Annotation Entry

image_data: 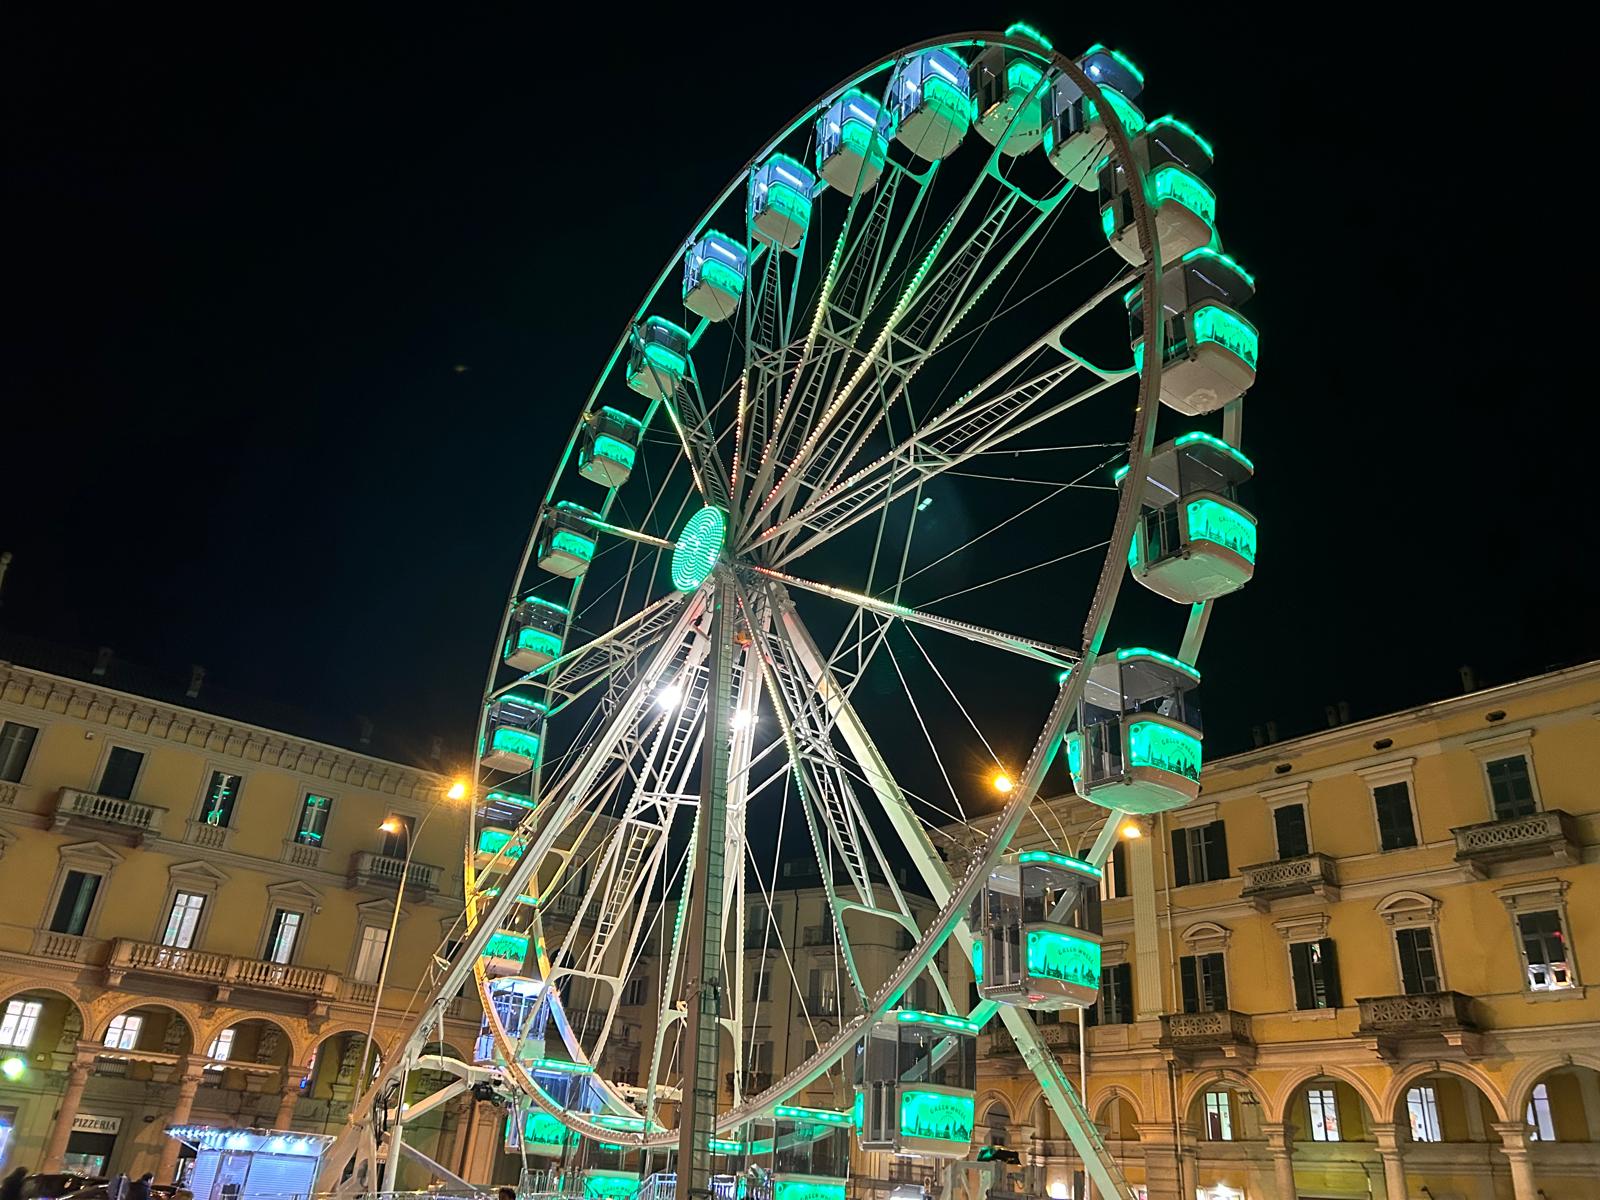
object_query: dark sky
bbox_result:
[4,6,1593,768]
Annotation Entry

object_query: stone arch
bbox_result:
[0,979,89,1016]
[1267,1063,1383,1126]
[0,984,87,1056]
[1011,1080,1045,1123]
[974,1087,1013,1119]
[1384,1060,1510,1124]
[1090,1084,1145,1126]
[1375,890,1440,920]
[190,1012,302,1066]
[1506,1051,1600,1120]
[1179,1066,1262,1118]
[90,997,202,1051]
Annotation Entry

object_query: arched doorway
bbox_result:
[0,988,87,1171]
[1521,1064,1600,1188]
[1188,1081,1263,1144]
[299,1030,379,1134]
[189,1018,297,1130]
[1390,1070,1508,1198]
[1284,1074,1376,1197]
[982,1100,1010,1147]
[80,1003,195,1177]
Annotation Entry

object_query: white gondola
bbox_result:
[578,407,644,487]
[1042,45,1145,187]
[503,596,568,671]
[856,1011,978,1159]
[1065,648,1203,814]
[748,154,815,250]
[889,49,972,161]
[1127,247,1258,415]
[682,231,748,322]
[480,687,547,773]
[1099,116,1217,267]
[970,23,1053,155]
[536,501,600,578]
[1120,431,1257,604]
[976,850,1104,1011]
[816,90,895,195]
[625,317,690,402]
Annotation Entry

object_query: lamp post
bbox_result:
[355,780,467,1097]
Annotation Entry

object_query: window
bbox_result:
[354,926,389,983]
[1306,1087,1340,1142]
[1517,910,1575,991]
[1289,939,1343,1010]
[162,891,207,949]
[0,1000,43,1049]
[1406,1085,1441,1142]
[1171,821,1229,885]
[50,870,102,936]
[266,910,302,964]
[104,1014,143,1051]
[206,1028,235,1062]
[1486,755,1537,820]
[0,1106,15,1170]
[1273,803,1310,859]
[0,722,40,783]
[296,793,332,845]
[621,977,647,1007]
[1179,953,1228,1013]
[1099,842,1130,901]
[1373,782,1417,850]
[380,814,414,859]
[97,747,145,800]
[1396,927,1441,994]
[752,972,771,1002]
[1202,1091,1233,1140]
[1095,962,1133,1025]
[1526,1082,1554,1141]
[201,770,242,827]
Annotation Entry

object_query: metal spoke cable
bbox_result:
[923,537,1112,607]
[879,631,968,825]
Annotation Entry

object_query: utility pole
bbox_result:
[677,573,732,1200]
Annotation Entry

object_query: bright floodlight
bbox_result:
[446,780,468,801]
[1,1057,24,1081]
[730,709,753,731]
[1121,821,1143,839]
[992,773,1014,794]
[658,683,684,710]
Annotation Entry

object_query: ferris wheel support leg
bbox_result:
[778,597,1137,1200]
[677,573,735,1200]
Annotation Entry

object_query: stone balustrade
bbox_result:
[1452,809,1578,871]
[1239,852,1339,903]
[54,787,167,837]
[348,850,442,894]
[106,938,339,1002]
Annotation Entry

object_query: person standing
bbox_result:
[126,1173,155,1200]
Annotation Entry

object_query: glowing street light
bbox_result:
[447,779,468,801]
[657,683,684,710]
[1,1056,25,1081]
[1121,821,1143,839]
[730,708,753,731]
[991,773,1014,794]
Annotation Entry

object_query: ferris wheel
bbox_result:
[327,25,1261,1200]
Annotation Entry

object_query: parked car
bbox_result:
[20,1176,105,1200]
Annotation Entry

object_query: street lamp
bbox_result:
[991,772,1014,794]
[355,779,469,1095]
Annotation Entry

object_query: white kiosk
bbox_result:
[166,1126,335,1200]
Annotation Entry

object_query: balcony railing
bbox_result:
[107,938,339,1001]
[1158,1009,1253,1056]
[1358,991,1477,1035]
[32,930,102,964]
[802,924,832,946]
[1239,853,1339,903]
[53,788,166,837]
[725,1070,773,1093]
[1451,810,1579,872]
[348,851,442,894]
[986,1021,1081,1057]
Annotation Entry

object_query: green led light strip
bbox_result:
[1018,849,1103,878]
[671,505,727,592]
[1116,646,1201,680]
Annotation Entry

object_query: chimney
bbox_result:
[93,646,113,677]
[1324,704,1339,728]
[186,665,206,699]
[1337,700,1350,725]
[429,736,444,766]
[1251,725,1265,748]
[0,550,12,608]
[1266,720,1278,743]
[1459,664,1477,694]
[358,717,374,747]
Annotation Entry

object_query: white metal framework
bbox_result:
[318,28,1258,1200]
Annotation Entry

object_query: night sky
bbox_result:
[4,7,1592,774]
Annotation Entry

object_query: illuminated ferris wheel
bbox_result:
[328,24,1260,1200]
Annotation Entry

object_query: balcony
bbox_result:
[725,1070,773,1094]
[1239,853,1340,906]
[802,924,832,946]
[53,788,167,841]
[106,938,340,1014]
[1357,991,1481,1060]
[985,1021,1081,1059]
[348,850,442,896]
[1158,1009,1254,1063]
[1451,810,1579,876]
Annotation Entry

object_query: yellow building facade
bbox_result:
[966,660,1600,1200]
[0,657,497,1183]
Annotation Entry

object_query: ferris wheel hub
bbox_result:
[671,504,730,592]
